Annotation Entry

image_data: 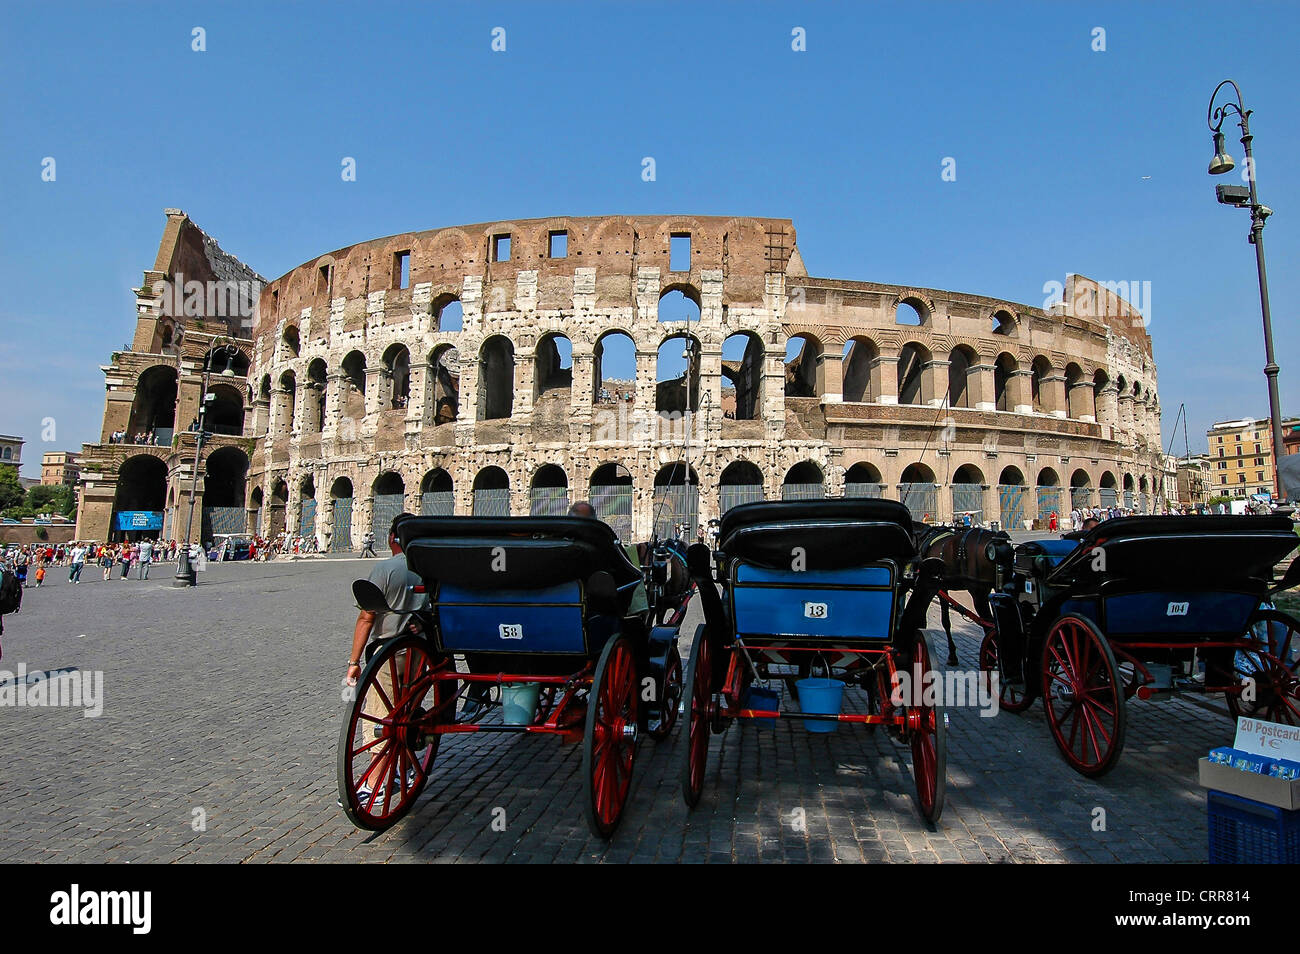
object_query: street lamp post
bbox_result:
[173,340,240,587]
[1207,79,1286,502]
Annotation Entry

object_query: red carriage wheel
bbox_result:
[680,626,714,808]
[583,635,641,838]
[1040,615,1126,777]
[1224,609,1300,725]
[908,630,946,824]
[978,631,1034,714]
[337,634,447,831]
[647,643,683,741]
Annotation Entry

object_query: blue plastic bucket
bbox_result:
[743,686,780,729]
[501,682,540,725]
[796,678,844,733]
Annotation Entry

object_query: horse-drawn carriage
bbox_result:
[680,499,949,823]
[337,514,693,837]
[980,515,1300,776]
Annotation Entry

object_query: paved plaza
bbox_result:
[0,554,1227,863]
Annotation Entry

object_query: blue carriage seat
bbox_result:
[396,515,643,656]
[1043,515,1299,587]
[717,499,917,642]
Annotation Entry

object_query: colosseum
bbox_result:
[75,210,1164,548]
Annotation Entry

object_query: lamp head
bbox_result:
[1208,131,1235,175]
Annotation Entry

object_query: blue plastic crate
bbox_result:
[1207,790,1300,864]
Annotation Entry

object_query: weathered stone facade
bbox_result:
[78,211,1165,546]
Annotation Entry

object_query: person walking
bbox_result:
[137,538,154,580]
[118,543,133,580]
[67,542,87,584]
[361,529,377,558]
[15,549,29,589]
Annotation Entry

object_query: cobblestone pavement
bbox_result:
[0,555,1227,863]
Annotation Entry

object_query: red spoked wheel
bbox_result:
[583,635,640,838]
[680,625,714,808]
[1225,609,1300,725]
[647,644,683,741]
[1041,615,1126,777]
[978,630,1034,714]
[907,630,947,824]
[337,634,448,830]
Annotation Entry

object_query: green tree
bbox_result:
[26,483,74,516]
[0,467,25,512]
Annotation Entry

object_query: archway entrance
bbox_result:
[330,477,354,552]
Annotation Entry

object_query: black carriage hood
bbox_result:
[1045,514,1299,586]
[393,514,642,591]
[717,498,917,570]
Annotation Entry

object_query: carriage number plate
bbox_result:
[499,624,524,640]
[1166,602,1189,617]
[804,601,829,619]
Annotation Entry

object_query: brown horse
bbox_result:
[913,524,1013,665]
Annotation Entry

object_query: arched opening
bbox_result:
[845,461,884,498]
[277,371,296,436]
[268,478,288,538]
[128,365,178,443]
[997,465,1028,528]
[533,333,572,407]
[259,374,272,403]
[658,287,701,324]
[947,345,976,409]
[426,345,460,425]
[782,461,825,500]
[994,353,1017,412]
[951,463,985,523]
[1036,467,1062,523]
[652,463,699,538]
[420,468,454,516]
[112,454,167,540]
[382,344,411,410]
[433,295,463,333]
[283,324,300,357]
[721,332,764,420]
[719,460,764,512]
[249,486,264,536]
[593,331,636,407]
[372,471,406,538]
[305,359,328,433]
[991,309,1016,336]
[896,300,925,326]
[1123,473,1136,511]
[1064,363,1086,418]
[1137,475,1150,514]
[1099,471,1119,510]
[529,463,569,516]
[329,476,354,552]
[477,336,515,421]
[202,446,249,542]
[897,342,932,406]
[589,462,634,539]
[299,476,317,540]
[1070,469,1093,512]
[899,463,937,518]
[341,351,367,422]
[656,334,701,416]
[160,323,174,351]
[1030,356,1052,414]
[842,337,879,403]
[472,466,511,516]
[784,334,824,398]
[206,383,245,437]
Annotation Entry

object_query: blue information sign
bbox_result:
[113,511,163,531]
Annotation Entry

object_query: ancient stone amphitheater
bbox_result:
[76,211,1164,548]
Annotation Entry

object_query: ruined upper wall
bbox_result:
[254,215,796,339]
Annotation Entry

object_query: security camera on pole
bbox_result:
[173,338,241,587]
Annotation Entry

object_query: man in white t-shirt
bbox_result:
[68,544,88,584]
[137,539,154,579]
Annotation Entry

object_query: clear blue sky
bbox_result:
[3,0,1298,477]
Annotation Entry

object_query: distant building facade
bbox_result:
[0,435,23,472]
[41,451,81,486]
[1207,418,1277,498]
